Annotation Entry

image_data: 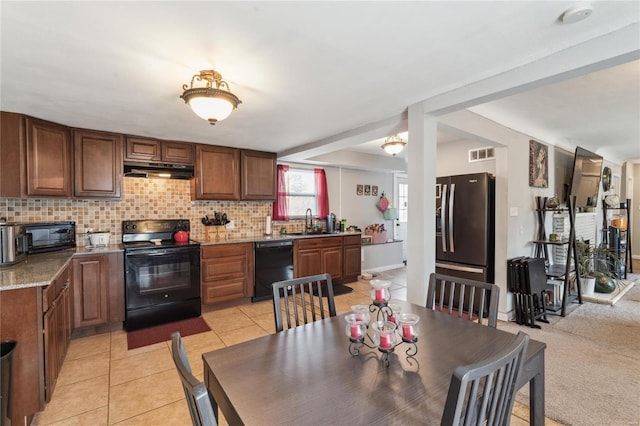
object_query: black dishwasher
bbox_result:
[253,240,294,302]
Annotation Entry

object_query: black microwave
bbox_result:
[23,221,76,253]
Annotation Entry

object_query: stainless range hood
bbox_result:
[123,162,194,180]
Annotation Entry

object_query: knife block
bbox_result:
[205,225,227,241]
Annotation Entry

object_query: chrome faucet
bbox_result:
[305,208,313,233]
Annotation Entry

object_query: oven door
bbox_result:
[125,246,200,310]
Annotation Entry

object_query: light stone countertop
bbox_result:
[198,231,361,246]
[1,232,363,290]
[0,245,123,291]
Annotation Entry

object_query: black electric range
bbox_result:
[121,219,201,331]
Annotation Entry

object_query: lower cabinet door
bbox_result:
[43,299,59,402]
[322,247,343,280]
[296,249,323,277]
[73,255,108,328]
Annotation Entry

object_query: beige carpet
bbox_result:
[499,273,640,425]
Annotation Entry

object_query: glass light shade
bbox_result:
[350,305,371,325]
[382,142,405,156]
[381,134,407,156]
[397,313,419,342]
[386,301,401,324]
[188,96,235,122]
[345,314,366,341]
[371,321,397,350]
[370,279,392,305]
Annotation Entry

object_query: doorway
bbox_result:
[394,173,408,262]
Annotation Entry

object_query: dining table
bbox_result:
[202,301,546,425]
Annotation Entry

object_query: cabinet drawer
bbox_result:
[202,256,248,281]
[201,243,251,260]
[296,236,342,250]
[343,235,362,246]
[202,280,245,304]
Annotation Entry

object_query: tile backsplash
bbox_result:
[0,178,289,244]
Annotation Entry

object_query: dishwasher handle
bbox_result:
[255,240,293,249]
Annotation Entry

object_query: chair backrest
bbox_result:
[272,273,337,332]
[441,331,530,426]
[426,273,500,328]
[170,332,217,426]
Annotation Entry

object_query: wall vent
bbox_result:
[468,147,495,163]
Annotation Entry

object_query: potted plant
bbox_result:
[575,240,620,295]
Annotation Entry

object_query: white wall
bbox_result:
[436,140,496,176]
[325,167,395,232]
[439,110,558,319]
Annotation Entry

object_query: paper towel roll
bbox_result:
[265,215,272,235]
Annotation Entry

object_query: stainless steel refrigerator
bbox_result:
[436,172,495,283]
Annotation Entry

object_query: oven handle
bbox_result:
[125,247,200,257]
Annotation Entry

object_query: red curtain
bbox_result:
[272,164,289,221]
[315,168,329,218]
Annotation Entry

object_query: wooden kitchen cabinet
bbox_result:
[343,234,362,283]
[201,243,254,304]
[43,264,72,402]
[0,260,73,424]
[0,287,44,425]
[295,236,343,281]
[192,145,240,200]
[72,253,124,329]
[125,136,194,165]
[241,149,276,200]
[25,116,73,197]
[73,129,123,199]
[0,111,27,197]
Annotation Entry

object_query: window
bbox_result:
[273,166,329,221]
[287,168,317,217]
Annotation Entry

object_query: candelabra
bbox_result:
[345,280,419,367]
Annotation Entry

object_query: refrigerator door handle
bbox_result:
[441,184,448,252]
[449,183,455,252]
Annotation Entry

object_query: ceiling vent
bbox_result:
[468,147,495,163]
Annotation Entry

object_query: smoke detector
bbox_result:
[561,5,593,24]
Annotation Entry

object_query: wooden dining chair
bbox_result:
[170,332,218,426]
[441,331,530,426]
[272,273,337,332]
[426,273,500,328]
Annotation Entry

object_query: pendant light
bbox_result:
[180,69,242,125]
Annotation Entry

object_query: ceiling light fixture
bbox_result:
[381,134,407,156]
[180,69,242,125]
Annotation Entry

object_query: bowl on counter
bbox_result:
[88,232,110,247]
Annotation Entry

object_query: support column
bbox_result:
[406,103,437,305]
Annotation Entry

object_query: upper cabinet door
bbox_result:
[25,117,72,197]
[241,150,276,201]
[125,136,161,162]
[125,136,194,165]
[73,129,123,199]
[0,112,26,198]
[162,141,194,165]
[193,145,240,200]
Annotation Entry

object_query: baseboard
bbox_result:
[362,263,406,274]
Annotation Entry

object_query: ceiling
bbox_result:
[2,2,639,168]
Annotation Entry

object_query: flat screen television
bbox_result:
[568,146,603,209]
